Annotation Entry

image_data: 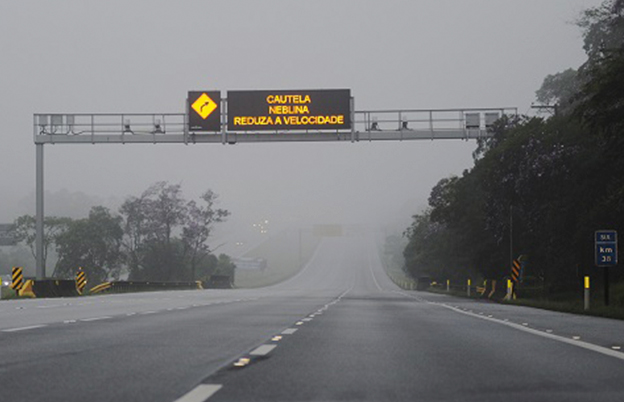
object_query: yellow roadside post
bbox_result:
[467,279,471,297]
[584,276,590,311]
[446,279,450,292]
[505,279,513,300]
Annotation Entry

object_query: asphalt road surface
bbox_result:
[2,233,624,402]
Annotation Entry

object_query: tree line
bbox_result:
[403,0,624,294]
[11,182,233,285]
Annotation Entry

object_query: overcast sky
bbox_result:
[0,0,603,246]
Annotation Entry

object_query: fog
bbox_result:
[0,0,601,255]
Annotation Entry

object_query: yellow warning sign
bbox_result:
[191,93,218,119]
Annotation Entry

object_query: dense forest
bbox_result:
[403,0,624,295]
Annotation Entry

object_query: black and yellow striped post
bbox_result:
[511,260,521,283]
[75,268,87,295]
[11,267,24,292]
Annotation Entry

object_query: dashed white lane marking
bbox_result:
[80,316,112,322]
[250,344,277,356]
[36,305,60,309]
[281,328,298,335]
[2,324,47,332]
[174,384,222,402]
[140,311,158,315]
[302,318,313,322]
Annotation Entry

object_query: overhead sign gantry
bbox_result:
[32,88,516,279]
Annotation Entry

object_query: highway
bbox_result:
[2,233,624,401]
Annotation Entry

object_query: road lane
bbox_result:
[2,233,624,401]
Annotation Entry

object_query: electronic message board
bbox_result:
[188,91,221,132]
[227,89,351,131]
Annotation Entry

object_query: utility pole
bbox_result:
[509,205,513,280]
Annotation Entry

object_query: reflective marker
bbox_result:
[233,358,250,367]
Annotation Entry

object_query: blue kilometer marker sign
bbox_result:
[595,230,618,267]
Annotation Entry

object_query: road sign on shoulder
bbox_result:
[595,230,618,266]
[188,91,221,132]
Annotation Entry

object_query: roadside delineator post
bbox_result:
[75,268,87,295]
[446,279,450,292]
[584,276,590,311]
[467,279,471,297]
[505,279,513,300]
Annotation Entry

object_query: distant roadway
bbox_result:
[2,233,624,401]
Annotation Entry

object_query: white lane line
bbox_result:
[302,318,313,322]
[80,316,112,322]
[140,311,158,315]
[367,249,383,292]
[250,344,277,356]
[396,291,624,362]
[36,305,61,309]
[2,324,47,332]
[174,384,222,402]
[281,328,298,335]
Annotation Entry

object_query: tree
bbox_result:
[575,0,624,133]
[182,190,230,280]
[12,215,71,273]
[535,68,580,114]
[54,206,124,283]
[119,182,229,281]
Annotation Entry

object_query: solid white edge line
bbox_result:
[250,344,277,356]
[2,324,47,332]
[174,384,222,402]
[445,304,624,361]
[397,291,624,362]
[367,247,383,292]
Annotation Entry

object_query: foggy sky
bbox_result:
[0,0,602,246]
